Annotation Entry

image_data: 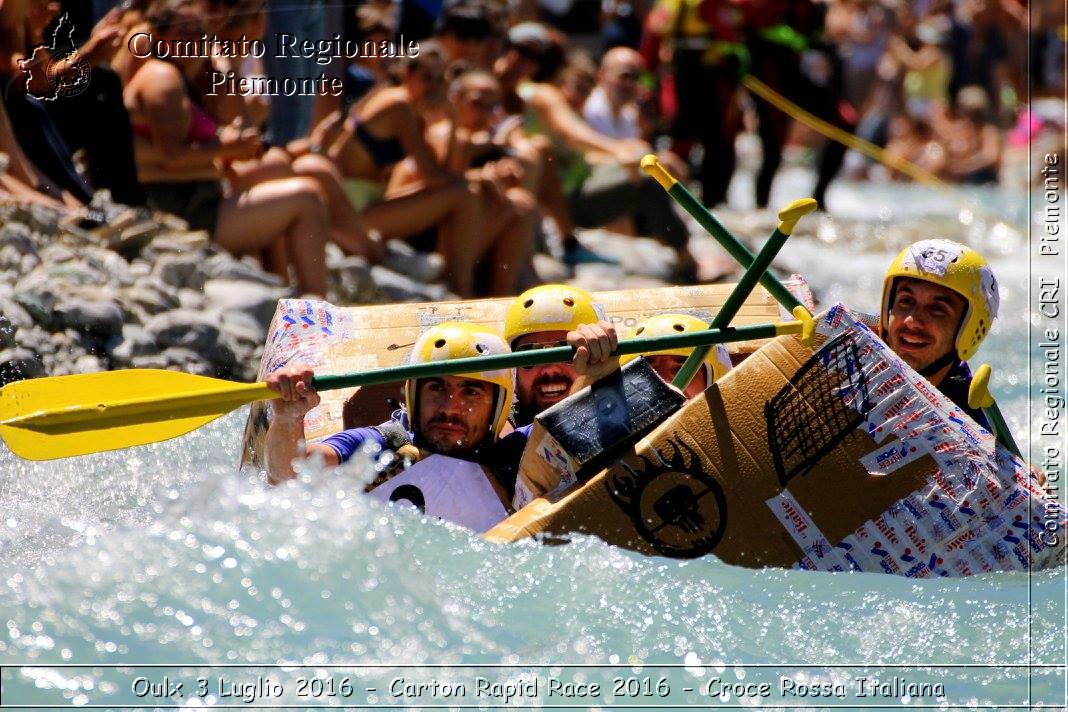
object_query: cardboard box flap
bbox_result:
[487,304,1067,577]
[241,280,813,467]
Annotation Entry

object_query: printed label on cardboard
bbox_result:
[860,438,925,475]
[767,490,849,571]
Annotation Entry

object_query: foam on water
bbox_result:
[1,179,1064,709]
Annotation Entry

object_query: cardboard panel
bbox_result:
[486,305,1066,576]
[240,279,814,467]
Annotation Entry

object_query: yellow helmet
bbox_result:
[403,322,515,439]
[620,313,731,383]
[881,239,999,362]
[503,284,603,345]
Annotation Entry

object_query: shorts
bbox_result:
[143,180,223,234]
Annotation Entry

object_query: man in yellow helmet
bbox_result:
[621,313,732,399]
[503,284,621,426]
[263,322,522,498]
[263,313,617,522]
[880,239,1000,428]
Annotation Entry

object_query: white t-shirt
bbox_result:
[583,86,640,140]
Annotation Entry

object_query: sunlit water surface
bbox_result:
[1,175,1064,709]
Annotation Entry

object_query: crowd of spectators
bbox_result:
[0,0,1062,298]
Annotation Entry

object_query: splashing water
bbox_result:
[1,179,1063,709]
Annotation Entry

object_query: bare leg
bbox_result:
[434,182,483,298]
[530,137,574,241]
[486,187,537,296]
[215,177,329,296]
[361,178,483,296]
[291,153,383,262]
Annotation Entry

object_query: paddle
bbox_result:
[0,319,811,461]
[671,196,817,391]
[967,363,1022,457]
[640,155,806,314]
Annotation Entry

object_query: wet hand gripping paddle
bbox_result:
[0,318,812,461]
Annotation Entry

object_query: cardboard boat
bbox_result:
[242,286,1065,577]
[488,304,1066,576]
[240,279,814,468]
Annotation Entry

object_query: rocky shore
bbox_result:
[3,191,878,387]
[0,200,464,385]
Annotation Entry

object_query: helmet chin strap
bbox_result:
[918,350,959,378]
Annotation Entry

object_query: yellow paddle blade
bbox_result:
[0,370,274,461]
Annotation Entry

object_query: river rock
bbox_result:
[202,279,285,329]
[382,240,445,284]
[0,297,33,329]
[152,252,205,290]
[13,287,56,329]
[72,354,106,374]
[329,255,375,304]
[81,246,134,286]
[15,326,49,355]
[0,222,35,252]
[141,231,210,261]
[0,314,15,349]
[56,299,124,338]
[106,324,159,366]
[129,258,152,279]
[370,265,453,303]
[133,347,213,376]
[201,253,286,287]
[0,347,45,385]
[121,284,180,317]
[144,310,221,353]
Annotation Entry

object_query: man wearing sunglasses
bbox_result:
[504,284,620,427]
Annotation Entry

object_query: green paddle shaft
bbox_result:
[671,197,818,391]
[968,364,1022,457]
[641,155,805,313]
[672,219,795,390]
[310,321,799,392]
[984,403,1022,458]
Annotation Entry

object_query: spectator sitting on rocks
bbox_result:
[882,113,945,181]
[0,94,71,208]
[0,0,94,207]
[124,0,331,296]
[435,0,502,71]
[582,46,687,186]
[494,23,706,282]
[193,0,383,263]
[931,85,1001,184]
[34,2,148,207]
[390,69,538,296]
[296,46,484,296]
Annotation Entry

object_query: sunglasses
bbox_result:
[513,339,568,369]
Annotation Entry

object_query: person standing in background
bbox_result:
[263,0,326,145]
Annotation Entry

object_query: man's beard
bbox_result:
[515,369,573,425]
[419,414,480,457]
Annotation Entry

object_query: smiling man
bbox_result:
[503,284,620,426]
[880,239,1000,427]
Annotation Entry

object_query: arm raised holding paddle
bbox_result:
[264,365,337,485]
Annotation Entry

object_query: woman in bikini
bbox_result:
[123,0,331,296]
[295,46,484,297]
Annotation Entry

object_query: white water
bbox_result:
[1,175,1064,710]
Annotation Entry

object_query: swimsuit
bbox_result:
[350,117,406,168]
[132,102,218,143]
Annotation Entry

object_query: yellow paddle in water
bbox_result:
[0,319,809,461]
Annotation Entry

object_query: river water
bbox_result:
[1,174,1064,710]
